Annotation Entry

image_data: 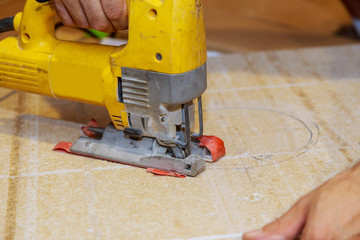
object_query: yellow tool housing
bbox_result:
[0,0,207,130]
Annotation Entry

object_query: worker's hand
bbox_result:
[53,0,128,32]
[243,163,360,240]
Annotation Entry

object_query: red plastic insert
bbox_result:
[198,135,226,162]
[146,168,186,178]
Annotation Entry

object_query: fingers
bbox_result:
[60,0,89,28]
[101,0,128,30]
[79,0,115,32]
[53,0,75,27]
[243,196,311,240]
[53,0,128,32]
[244,165,360,240]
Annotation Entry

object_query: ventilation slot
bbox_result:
[111,115,124,129]
[0,59,40,89]
[121,76,150,108]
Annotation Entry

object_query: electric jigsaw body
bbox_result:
[0,0,225,176]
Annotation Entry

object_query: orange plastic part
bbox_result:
[81,119,100,138]
[198,135,226,162]
[146,168,186,178]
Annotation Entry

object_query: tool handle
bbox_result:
[0,16,15,33]
[16,0,58,52]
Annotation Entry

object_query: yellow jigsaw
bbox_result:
[0,0,225,176]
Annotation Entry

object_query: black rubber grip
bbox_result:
[0,16,15,33]
[124,127,143,140]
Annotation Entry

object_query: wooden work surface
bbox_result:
[203,0,357,52]
[1,44,360,239]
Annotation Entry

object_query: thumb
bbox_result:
[243,195,311,240]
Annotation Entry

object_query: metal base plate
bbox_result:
[70,125,211,176]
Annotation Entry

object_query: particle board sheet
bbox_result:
[1,45,360,239]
